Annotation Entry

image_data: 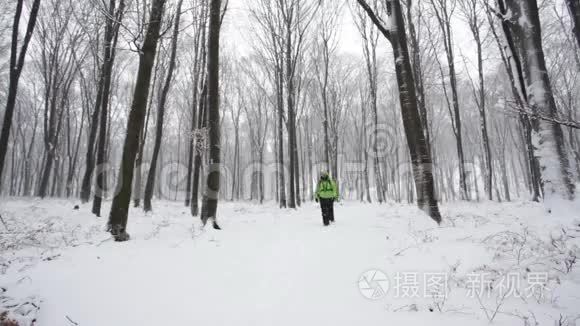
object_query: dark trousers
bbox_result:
[319,198,335,226]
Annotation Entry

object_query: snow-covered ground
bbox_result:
[1,198,580,326]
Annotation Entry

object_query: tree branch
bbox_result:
[355,0,391,42]
[507,103,580,130]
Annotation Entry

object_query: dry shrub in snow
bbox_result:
[0,288,39,326]
[482,226,579,277]
[0,213,102,253]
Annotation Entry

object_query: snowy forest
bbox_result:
[1,0,580,325]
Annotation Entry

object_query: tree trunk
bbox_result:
[286,26,297,209]
[406,0,432,157]
[276,69,287,208]
[567,0,580,49]
[144,0,183,212]
[191,83,207,216]
[66,83,86,198]
[463,0,493,200]
[80,50,106,202]
[502,0,575,201]
[486,2,543,201]
[356,0,442,223]
[307,119,314,201]
[107,0,166,241]
[134,49,161,207]
[321,55,331,175]
[39,71,73,198]
[0,0,41,194]
[371,76,384,203]
[200,0,223,228]
[429,0,468,200]
[185,2,206,207]
[93,0,125,216]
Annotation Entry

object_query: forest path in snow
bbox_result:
[1,199,579,326]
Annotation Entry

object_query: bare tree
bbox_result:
[484,2,543,201]
[278,0,318,208]
[352,0,386,203]
[355,0,442,223]
[199,0,225,228]
[0,0,41,193]
[249,0,287,207]
[143,0,184,212]
[428,0,469,200]
[496,0,575,201]
[108,0,167,241]
[241,68,270,203]
[36,0,86,198]
[92,0,126,216]
[185,0,207,208]
[190,82,207,216]
[228,72,243,201]
[315,1,340,177]
[405,0,432,157]
[190,0,209,216]
[80,0,125,204]
[458,0,493,200]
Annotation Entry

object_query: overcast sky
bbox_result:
[219,0,477,70]
[221,0,377,57]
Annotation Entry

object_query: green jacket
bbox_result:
[316,178,339,200]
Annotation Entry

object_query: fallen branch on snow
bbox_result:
[65,315,79,325]
[0,213,8,231]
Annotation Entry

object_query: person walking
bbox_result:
[315,171,339,226]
